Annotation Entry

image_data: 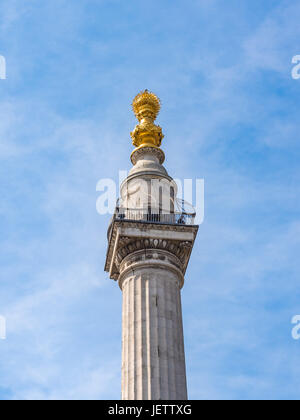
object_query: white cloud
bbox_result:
[1,0,300,400]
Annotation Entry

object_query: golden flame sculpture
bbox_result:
[130,90,164,150]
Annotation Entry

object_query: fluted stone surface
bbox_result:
[119,249,187,400]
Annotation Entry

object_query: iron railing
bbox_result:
[113,207,195,225]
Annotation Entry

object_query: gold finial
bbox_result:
[130,90,164,150]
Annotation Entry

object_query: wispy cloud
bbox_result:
[0,0,299,400]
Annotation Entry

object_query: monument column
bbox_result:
[119,249,187,400]
[105,90,198,400]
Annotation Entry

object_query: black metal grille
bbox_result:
[114,208,195,225]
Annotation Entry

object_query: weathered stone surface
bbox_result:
[105,221,198,281]
[119,249,188,400]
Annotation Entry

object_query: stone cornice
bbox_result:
[105,219,198,280]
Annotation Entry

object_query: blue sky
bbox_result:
[0,0,300,400]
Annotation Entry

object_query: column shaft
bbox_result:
[119,250,187,400]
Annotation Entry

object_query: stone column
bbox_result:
[104,91,199,401]
[119,249,188,400]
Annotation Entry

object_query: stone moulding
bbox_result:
[130,145,165,166]
[118,249,185,290]
[105,219,198,281]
